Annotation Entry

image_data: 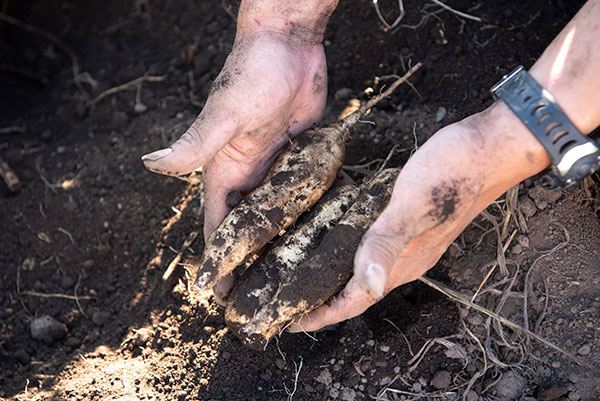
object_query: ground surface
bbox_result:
[1,0,599,400]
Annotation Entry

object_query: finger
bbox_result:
[213,272,237,306]
[287,277,379,333]
[141,108,239,177]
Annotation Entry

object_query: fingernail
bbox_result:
[141,147,172,161]
[363,262,386,297]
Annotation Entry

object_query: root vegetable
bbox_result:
[194,63,422,292]
[242,168,400,346]
[224,184,360,349]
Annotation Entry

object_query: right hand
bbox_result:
[142,30,328,240]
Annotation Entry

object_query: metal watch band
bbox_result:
[491,66,600,189]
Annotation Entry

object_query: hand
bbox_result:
[142,31,327,239]
[289,102,550,332]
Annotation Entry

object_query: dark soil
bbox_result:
[1,0,598,400]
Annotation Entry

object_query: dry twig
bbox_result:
[94,74,167,104]
[429,0,482,22]
[163,231,199,280]
[418,275,599,374]
[0,153,22,192]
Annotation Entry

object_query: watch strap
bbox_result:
[491,66,600,189]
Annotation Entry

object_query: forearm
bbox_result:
[489,0,600,184]
[237,0,339,42]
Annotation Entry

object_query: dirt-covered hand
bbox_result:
[289,102,551,332]
[142,31,327,239]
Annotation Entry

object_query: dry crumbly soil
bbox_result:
[1,1,599,400]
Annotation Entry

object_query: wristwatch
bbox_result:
[491,65,600,189]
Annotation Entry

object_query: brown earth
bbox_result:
[1,0,599,400]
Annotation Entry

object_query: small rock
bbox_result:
[431,370,451,390]
[329,388,339,399]
[518,195,537,218]
[466,390,478,401]
[568,391,581,401]
[334,87,353,101]
[366,340,375,347]
[315,369,332,385]
[516,235,530,249]
[577,344,591,356]
[98,243,112,257]
[83,259,96,271]
[494,371,526,400]
[134,103,148,114]
[379,345,390,352]
[538,386,568,401]
[92,311,110,326]
[412,382,422,392]
[21,257,36,271]
[341,388,356,401]
[275,358,286,370]
[435,107,447,123]
[30,315,68,344]
[528,186,561,210]
[467,314,484,326]
[511,243,523,255]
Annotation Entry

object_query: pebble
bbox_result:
[379,345,390,352]
[134,103,148,114]
[431,370,451,390]
[493,371,526,400]
[518,195,537,218]
[435,107,447,123]
[466,390,478,401]
[315,369,332,385]
[577,344,591,356]
[30,315,68,344]
[467,314,484,326]
[366,340,375,347]
[83,259,96,271]
[341,388,356,401]
[275,358,286,370]
[568,391,581,401]
[329,388,339,399]
[98,243,112,257]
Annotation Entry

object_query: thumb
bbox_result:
[141,111,239,176]
[353,210,411,299]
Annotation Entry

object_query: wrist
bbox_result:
[472,101,551,187]
[236,1,338,43]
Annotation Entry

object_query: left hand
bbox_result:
[289,101,550,332]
